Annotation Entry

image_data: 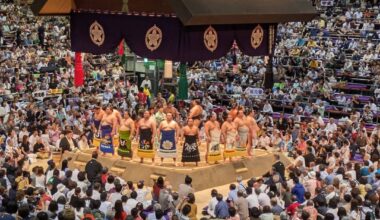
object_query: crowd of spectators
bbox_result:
[0,0,380,220]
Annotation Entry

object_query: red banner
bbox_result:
[118,40,124,56]
[74,52,84,87]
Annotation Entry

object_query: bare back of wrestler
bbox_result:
[189,100,203,128]
[112,109,122,130]
[163,103,179,121]
[92,106,105,133]
[246,109,259,156]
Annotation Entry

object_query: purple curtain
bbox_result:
[234,24,271,57]
[71,11,277,62]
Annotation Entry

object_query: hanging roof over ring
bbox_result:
[30,0,317,25]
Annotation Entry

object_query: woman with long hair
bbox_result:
[114,200,127,220]
[61,159,69,172]
[178,193,197,220]
[35,166,45,188]
[152,176,164,201]
[349,199,360,220]
[20,135,30,155]
[130,207,143,220]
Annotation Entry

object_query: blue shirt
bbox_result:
[367,172,376,185]
[325,174,334,185]
[360,167,370,177]
[228,189,238,202]
[291,183,305,203]
[215,201,229,219]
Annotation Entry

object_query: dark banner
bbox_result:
[71,11,276,62]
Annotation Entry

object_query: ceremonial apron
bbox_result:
[117,130,132,158]
[93,119,102,148]
[158,130,176,158]
[224,131,237,158]
[100,125,114,154]
[207,129,222,162]
[94,119,101,130]
[137,128,155,159]
[182,135,200,162]
[236,126,249,157]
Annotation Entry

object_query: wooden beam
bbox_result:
[30,0,47,16]
[169,0,317,25]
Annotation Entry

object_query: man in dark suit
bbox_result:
[59,94,69,108]
[276,113,288,132]
[272,154,285,181]
[85,151,103,183]
[59,130,78,153]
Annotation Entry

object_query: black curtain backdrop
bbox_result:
[71,11,277,62]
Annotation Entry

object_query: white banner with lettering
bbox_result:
[245,87,264,98]
[320,0,334,6]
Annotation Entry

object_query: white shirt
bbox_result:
[66,189,75,202]
[262,104,273,113]
[77,181,87,192]
[105,183,115,192]
[46,170,54,184]
[325,191,337,204]
[336,96,346,105]
[18,131,29,142]
[327,156,336,168]
[52,191,65,201]
[233,85,243,94]
[258,193,271,208]
[136,188,150,203]
[369,103,378,113]
[0,107,6,117]
[35,175,45,188]
[208,85,218,93]
[325,123,337,134]
[125,198,138,214]
[346,170,356,180]
[316,116,325,127]
[141,79,152,90]
[350,210,360,220]
[326,208,338,220]
[28,135,38,147]
[99,201,112,216]
[129,85,139,95]
[207,197,218,217]
[246,194,259,209]
[294,155,306,167]
[91,190,101,201]
[71,169,79,182]
[109,192,122,206]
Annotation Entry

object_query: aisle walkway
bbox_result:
[30,149,293,219]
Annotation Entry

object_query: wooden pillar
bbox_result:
[264,24,276,90]
[264,55,274,89]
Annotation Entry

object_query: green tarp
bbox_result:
[177,63,188,100]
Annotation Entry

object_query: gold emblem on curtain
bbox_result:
[145,25,162,51]
[204,26,218,52]
[251,25,264,49]
[89,21,105,46]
